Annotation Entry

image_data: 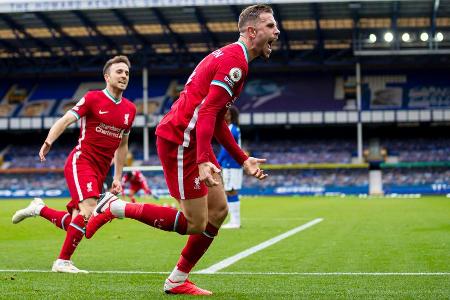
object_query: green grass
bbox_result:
[1,196,449,299]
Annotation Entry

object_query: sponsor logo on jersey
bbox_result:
[229,68,242,82]
[95,123,124,138]
[124,114,129,125]
[99,110,109,114]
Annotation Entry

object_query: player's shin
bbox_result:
[58,214,85,260]
[173,223,219,276]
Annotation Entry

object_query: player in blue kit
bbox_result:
[218,106,243,229]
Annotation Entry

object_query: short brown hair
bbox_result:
[238,4,273,33]
[103,55,131,75]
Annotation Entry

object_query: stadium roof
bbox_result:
[0,0,449,75]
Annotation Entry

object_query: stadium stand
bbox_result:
[2,137,449,167]
[2,133,448,197]
[2,71,450,118]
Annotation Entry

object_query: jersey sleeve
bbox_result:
[69,92,93,120]
[210,55,247,98]
[214,119,248,165]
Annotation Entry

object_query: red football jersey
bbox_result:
[156,41,249,147]
[69,89,136,171]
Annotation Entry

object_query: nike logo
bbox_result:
[99,110,109,114]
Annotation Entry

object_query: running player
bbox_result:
[11,56,136,273]
[218,106,243,229]
[86,5,279,294]
[122,170,158,202]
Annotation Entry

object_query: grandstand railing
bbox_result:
[1,108,450,130]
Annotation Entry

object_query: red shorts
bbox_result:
[129,183,144,194]
[64,150,105,213]
[157,136,219,200]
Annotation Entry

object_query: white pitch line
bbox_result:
[197,218,324,274]
[209,272,450,276]
[0,270,169,274]
[0,270,448,276]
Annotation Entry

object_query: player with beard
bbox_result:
[12,56,136,273]
[86,5,279,294]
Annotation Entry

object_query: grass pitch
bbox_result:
[0,195,449,299]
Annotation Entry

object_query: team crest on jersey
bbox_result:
[124,114,129,125]
[229,68,242,82]
[86,182,92,192]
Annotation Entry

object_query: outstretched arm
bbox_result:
[242,157,268,180]
[39,111,77,161]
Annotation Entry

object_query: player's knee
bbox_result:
[210,203,229,224]
[187,218,208,234]
[79,198,97,218]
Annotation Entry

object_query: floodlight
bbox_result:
[384,32,394,43]
[420,32,429,42]
[401,33,410,42]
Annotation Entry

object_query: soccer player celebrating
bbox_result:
[86,4,279,294]
[218,106,243,229]
[122,170,158,202]
[11,56,136,273]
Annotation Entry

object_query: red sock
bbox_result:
[177,223,219,273]
[125,203,187,234]
[58,214,85,260]
[40,206,71,231]
[130,196,136,203]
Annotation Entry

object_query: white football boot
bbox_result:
[51,259,89,274]
[12,198,45,224]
